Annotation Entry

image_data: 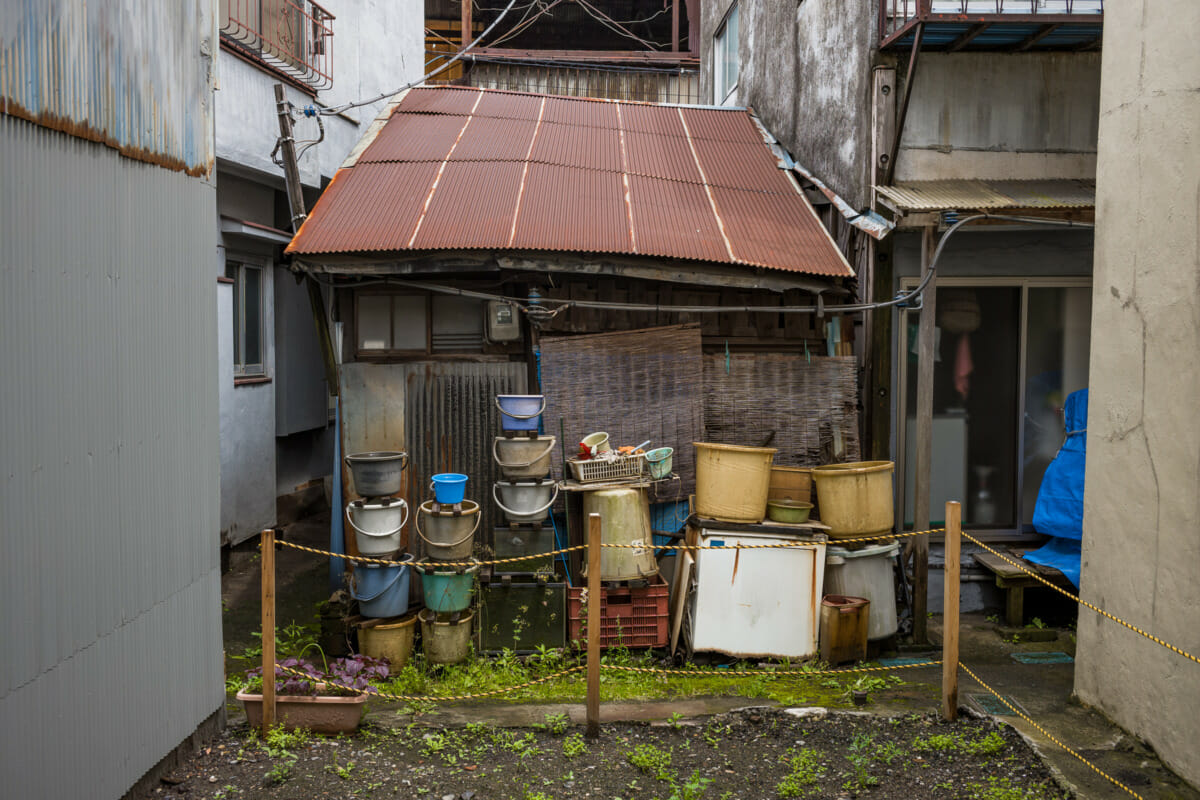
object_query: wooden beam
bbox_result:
[942,501,961,721]
[883,22,925,186]
[460,0,472,51]
[1013,23,1062,52]
[260,529,277,733]
[868,67,896,461]
[946,23,989,52]
[912,225,937,643]
[585,513,602,738]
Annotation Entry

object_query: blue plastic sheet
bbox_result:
[1026,388,1087,587]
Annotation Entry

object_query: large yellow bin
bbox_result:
[811,461,894,540]
[694,442,777,523]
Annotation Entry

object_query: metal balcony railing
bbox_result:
[221,0,335,90]
[880,0,1103,50]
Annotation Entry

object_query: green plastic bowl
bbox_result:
[766,499,814,524]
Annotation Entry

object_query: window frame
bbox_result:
[353,290,488,359]
[713,4,740,106]
[225,258,268,378]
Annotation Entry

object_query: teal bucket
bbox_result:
[645,447,674,479]
[430,473,468,505]
[415,559,480,613]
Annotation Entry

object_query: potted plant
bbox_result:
[235,653,389,734]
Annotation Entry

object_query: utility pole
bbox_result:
[274,83,340,397]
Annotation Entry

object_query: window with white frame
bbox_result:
[714,4,739,106]
[225,261,265,376]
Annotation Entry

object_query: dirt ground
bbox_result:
[142,707,1068,800]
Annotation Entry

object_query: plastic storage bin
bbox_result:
[568,575,669,648]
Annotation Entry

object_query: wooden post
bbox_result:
[671,0,680,52]
[261,528,277,732]
[912,225,937,643]
[585,513,602,738]
[941,501,961,721]
[460,0,473,52]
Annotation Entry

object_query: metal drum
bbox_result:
[582,487,659,581]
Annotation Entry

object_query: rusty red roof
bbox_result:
[287,86,853,278]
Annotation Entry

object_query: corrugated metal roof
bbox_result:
[875,179,1096,212]
[289,86,853,278]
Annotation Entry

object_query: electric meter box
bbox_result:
[486,300,522,342]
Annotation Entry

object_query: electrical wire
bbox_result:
[575,0,662,50]
[319,0,521,116]
[299,214,1093,316]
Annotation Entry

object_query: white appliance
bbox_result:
[688,530,826,659]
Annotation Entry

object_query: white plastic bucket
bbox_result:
[346,497,409,556]
[823,541,900,640]
[493,480,559,524]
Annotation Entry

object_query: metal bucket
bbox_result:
[416,500,481,561]
[496,394,545,432]
[582,487,659,581]
[414,559,480,613]
[350,556,414,619]
[493,435,556,480]
[494,480,559,525]
[346,497,408,557]
[420,608,474,665]
[344,451,408,497]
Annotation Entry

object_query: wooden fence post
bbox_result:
[942,502,961,721]
[261,528,277,733]
[586,513,602,738]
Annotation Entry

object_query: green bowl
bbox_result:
[766,499,814,524]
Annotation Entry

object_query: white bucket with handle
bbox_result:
[346,497,409,556]
[493,480,559,525]
[416,500,481,561]
[493,435,556,480]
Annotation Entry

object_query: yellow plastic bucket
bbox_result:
[693,442,777,523]
[811,461,895,540]
[357,613,418,668]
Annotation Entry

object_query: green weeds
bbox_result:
[776,748,825,798]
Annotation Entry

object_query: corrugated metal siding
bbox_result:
[0,0,217,175]
[0,114,222,797]
[468,63,700,106]
[875,179,1097,211]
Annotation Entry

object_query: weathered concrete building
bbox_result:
[215,0,423,546]
[701,1,1103,619]
[1075,0,1200,786]
[1,2,223,796]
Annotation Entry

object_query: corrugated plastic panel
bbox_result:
[621,103,689,138]
[693,138,795,193]
[358,113,468,162]
[0,0,216,175]
[628,176,731,263]
[474,90,546,121]
[452,116,540,161]
[510,164,631,253]
[541,94,620,128]
[412,162,524,249]
[293,162,442,252]
[679,106,765,142]
[624,130,704,183]
[875,179,1096,211]
[400,86,484,115]
[1,113,222,797]
[530,121,623,173]
[712,186,851,276]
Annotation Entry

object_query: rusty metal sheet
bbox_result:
[451,115,540,161]
[620,103,689,138]
[509,163,631,253]
[1,0,216,175]
[623,130,703,183]
[627,176,730,263]
[692,138,796,194]
[711,186,853,277]
[473,89,545,121]
[358,113,468,162]
[679,106,764,142]
[411,161,525,249]
[541,94,620,128]
[399,86,483,115]
[529,121,623,173]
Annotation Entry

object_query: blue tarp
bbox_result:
[1025,388,1087,587]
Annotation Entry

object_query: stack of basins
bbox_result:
[414,472,480,666]
[482,395,568,653]
[344,451,417,669]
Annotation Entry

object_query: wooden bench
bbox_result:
[973,549,1075,627]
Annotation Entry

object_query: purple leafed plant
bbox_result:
[245,654,390,697]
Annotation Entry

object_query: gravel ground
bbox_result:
[141,707,1069,800]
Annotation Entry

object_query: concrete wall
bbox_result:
[1075,0,1200,787]
[897,52,1100,182]
[700,0,876,207]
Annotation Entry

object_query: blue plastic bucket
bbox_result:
[496,395,546,432]
[350,555,413,619]
[415,559,480,614]
[430,473,469,505]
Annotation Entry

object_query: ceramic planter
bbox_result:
[237,691,367,734]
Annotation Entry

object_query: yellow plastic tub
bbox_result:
[694,442,777,523]
[811,461,894,540]
[357,613,418,668]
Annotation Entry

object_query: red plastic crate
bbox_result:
[568,575,669,648]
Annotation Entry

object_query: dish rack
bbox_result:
[568,453,646,483]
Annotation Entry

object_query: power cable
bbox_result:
[319,0,521,116]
